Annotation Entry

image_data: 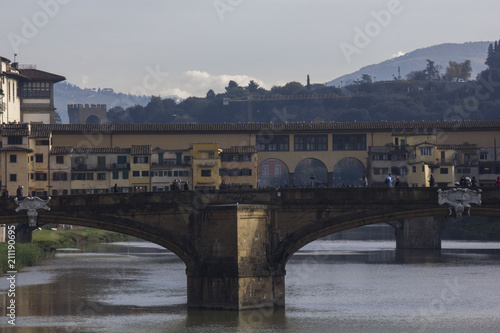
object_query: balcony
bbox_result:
[151,159,190,168]
[71,163,130,171]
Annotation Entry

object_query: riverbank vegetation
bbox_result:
[32,227,130,250]
[0,243,44,274]
[1,228,130,273]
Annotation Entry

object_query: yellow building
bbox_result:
[220,146,257,189]
[130,145,151,192]
[0,124,31,196]
[190,143,222,190]
[151,147,190,191]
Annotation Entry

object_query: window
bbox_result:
[133,156,149,163]
[332,134,366,150]
[141,171,149,177]
[262,164,269,176]
[220,169,252,176]
[201,170,211,177]
[256,135,289,151]
[372,155,381,161]
[36,154,44,163]
[294,135,327,151]
[113,171,119,179]
[10,174,17,182]
[22,81,50,98]
[178,171,189,177]
[479,166,492,174]
[97,173,106,180]
[8,136,22,145]
[97,156,106,168]
[117,155,127,164]
[133,171,140,177]
[480,153,488,160]
[222,154,252,162]
[440,168,449,174]
[173,171,178,177]
[400,167,407,175]
[208,152,215,159]
[35,173,47,181]
[56,156,64,164]
[122,171,129,179]
[412,166,416,173]
[35,140,49,146]
[71,173,94,180]
[275,164,281,176]
[53,172,68,181]
[420,147,432,156]
[457,168,471,174]
[10,154,17,163]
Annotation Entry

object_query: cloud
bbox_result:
[391,51,406,59]
[158,70,266,99]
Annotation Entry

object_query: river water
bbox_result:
[2,224,500,333]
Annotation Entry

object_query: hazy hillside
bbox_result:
[54,82,166,123]
[327,42,490,87]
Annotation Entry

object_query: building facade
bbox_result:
[0,55,65,124]
[0,121,498,198]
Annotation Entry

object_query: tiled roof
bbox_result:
[131,145,151,155]
[222,146,257,154]
[50,146,131,155]
[18,69,65,82]
[50,146,73,155]
[30,120,500,134]
[0,146,33,152]
[0,124,30,136]
[437,144,479,150]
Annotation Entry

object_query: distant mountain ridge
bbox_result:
[54,82,180,124]
[327,41,491,86]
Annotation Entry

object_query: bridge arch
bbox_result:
[294,158,328,187]
[257,158,290,188]
[275,206,500,269]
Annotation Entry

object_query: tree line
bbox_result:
[107,40,500,124]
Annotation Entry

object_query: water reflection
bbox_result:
[1,225,500,332]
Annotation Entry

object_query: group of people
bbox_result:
[385,173,401,187]
[1,185,23,198]
[171,179,189,191]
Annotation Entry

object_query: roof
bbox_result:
[30,120,500,134]
[0,123,30,136]
[437,144,479,150]
[0,146,33,152]
[222,146,257,154]
[50,146,131,155]
[131,145,151,155]
[18,68,65,82]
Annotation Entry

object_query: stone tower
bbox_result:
[68,104,107,124]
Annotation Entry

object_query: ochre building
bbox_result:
[0,121,499,196]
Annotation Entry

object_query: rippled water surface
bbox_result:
[1,225,500,332]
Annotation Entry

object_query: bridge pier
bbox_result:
[14,223,33,243]
[186,204,285,310]
[394,216,442,249]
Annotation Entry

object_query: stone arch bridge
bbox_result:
[1,188,497,310]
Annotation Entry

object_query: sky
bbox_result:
[1,0,499,99]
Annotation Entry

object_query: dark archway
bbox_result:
[86,115,102,124]
[258,158,290,188]
[294,158,328,187]
[333,157,366,187]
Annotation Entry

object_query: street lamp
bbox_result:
[310,174,315,188]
